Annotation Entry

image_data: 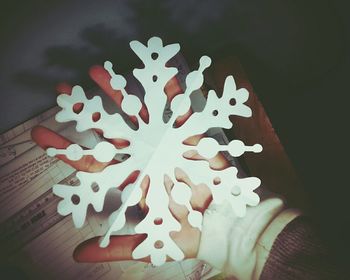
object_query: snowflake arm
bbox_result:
[167,55,211,126]
[103,61,144,124]
[195,137,262,159]
[130,37,180,124]
[132,172,184,266]
[47,37,264,267]
[51,159,138,227]
[172,155,261,218]
[175,75,252,140]
[56,85,136,140]
[171,181,203,229]
[47,142,132,162]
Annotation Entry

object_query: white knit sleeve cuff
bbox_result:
[196,201,235,270]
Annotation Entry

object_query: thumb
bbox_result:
[73,234,147,263]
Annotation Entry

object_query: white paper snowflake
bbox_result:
[47,37,263,266]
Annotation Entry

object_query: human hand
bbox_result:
[31,64,231,263]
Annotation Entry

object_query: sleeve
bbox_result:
[197,196,299,280]
[260,216,342,280]
[196,197,342,280]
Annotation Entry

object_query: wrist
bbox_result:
[253,208,302,279]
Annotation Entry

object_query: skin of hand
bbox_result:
[31,65,231,263]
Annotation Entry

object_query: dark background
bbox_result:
[1,0,349,268]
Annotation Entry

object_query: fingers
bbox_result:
[164,76,193,127]
[118,170,140,191]
[89,65,123,107]
[164,76,182,101]
[172,169,212,213]
[164,175,190,222]
[31,126,113,172]
[138,175,150,212]
[89,65,148,123]
[73,232,192,263]
[56,82,72,94]
[183,134,231,170]
[73,234,148,263]
[89,64,190,126]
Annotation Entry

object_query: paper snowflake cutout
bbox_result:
[47,37,263,266]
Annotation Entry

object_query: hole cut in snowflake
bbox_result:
[47,37,263,266]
